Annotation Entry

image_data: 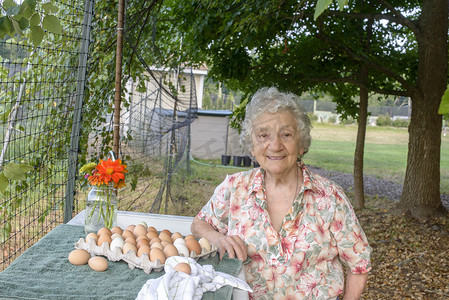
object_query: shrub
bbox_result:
[328,115,337,124]
[308,113,318,122]
[340,116,355,125]
[392,118,410,128]
[376,114,393,126]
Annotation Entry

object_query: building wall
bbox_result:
[190,112,244,159]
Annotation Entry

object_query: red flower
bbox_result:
[88,158,128,188]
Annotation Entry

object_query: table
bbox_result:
[0,211,248,300]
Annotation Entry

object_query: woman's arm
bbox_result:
[191,216,247,261]
[343,271,368,300]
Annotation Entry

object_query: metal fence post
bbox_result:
[64,0,94,223]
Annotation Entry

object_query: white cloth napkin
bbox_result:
[136,256,252,300]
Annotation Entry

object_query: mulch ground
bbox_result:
[356,196,449,299]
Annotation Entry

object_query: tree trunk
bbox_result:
[398,0,448,218]
[354,64,368,210]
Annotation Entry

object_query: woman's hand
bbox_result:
[190,217,247,261]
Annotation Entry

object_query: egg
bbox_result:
[146,231,159,240]
[110,236,125,250]
[161,229,172,236]
[133,224,147,237]
[111,226,123,235]
[97,227,112,236]
[198,237,212,252]
[136,235,149,243]
[159,232,172,243]
[122,230,135,240]
[88,256,108,272]
[150,248,166,264]
[150,242,164,251]
[174,243,190,257]
[171,232,183,241]
[85,232,98,243]
[185,238,202,256]
[173,238,186,245]
[125,236,137,246]
[163,244,179,257]
[184,234,196,240]
[147,226,157,233]
[68,249,90,265]
[174,262,191,274]
[137,239,150,249]
[125,224,136,232]
[111,233,123,240]
[123,242,137,254]
[149,237,162,245]
[97,233,112,247]
[161,240,170,248]
[137,245,151,257]
[137,221,148,228]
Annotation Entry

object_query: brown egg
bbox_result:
[111,233,123,240]
[163,244,179,258]
[147,226,157,233]
[137,245,151,257]
[136,235,149,243]
[111,226,123,235]
[97,227,112,236]
[161,229,172,236]
[125,224,136,232]
[88,256,108,272]
[97,234,112,247]
[85,232,98,243]
[184,234,196,240]
[133,224,147,237]
[185,238,202,255]
[150,248,166,264]
[68,249,90,265]
[137,239,150,249]
[146,231,159,240]
[149,237,162,245]
[171,232,183,241]
[159,232,172,243]
[123,242,137,254]
[125,236,137,246]
[122,230,135,240]
[161,240,170,248]
[174,262,191,274]
[150,242,164,251]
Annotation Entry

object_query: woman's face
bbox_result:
[251,111,303,176]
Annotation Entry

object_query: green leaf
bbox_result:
[314,0,332,20]
[30,13,40,27]
[3,0,17,11]
[11,18,23,36]
[30,25,44,47]
[337,0,348,10]
[438,87,449,115]
[42,15,62,35]
[0,16,14,39]
[18,17,29,30]
[6,5,21,16]
[3,163,33,181]
[0,173,9,195]
[42,3,59,14]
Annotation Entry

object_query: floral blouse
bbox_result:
[197,162,372,299]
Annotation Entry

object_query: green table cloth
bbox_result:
[0,224,242,300]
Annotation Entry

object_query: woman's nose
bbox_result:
[268,135,283,151]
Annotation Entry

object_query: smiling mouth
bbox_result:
[267,156,285,160]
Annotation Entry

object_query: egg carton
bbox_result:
[74,237,218,274]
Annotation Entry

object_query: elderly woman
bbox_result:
[191,87,372,299]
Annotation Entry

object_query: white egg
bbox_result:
[137,221,148,228]
[173,238,186,245]
[110,236,125,250]
[174,243,190,257]
[198,237,211,252]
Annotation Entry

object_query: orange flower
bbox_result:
[87,158,128,188]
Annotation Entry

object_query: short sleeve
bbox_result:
[196,175,232,235]
[331,186,372,274]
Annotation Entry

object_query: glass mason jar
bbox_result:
[84,185,117,234]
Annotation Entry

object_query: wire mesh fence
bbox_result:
[0,0,94,271]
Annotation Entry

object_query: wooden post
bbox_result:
[113,0,125,158]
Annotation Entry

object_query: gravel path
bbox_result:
[308,165,449,210]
